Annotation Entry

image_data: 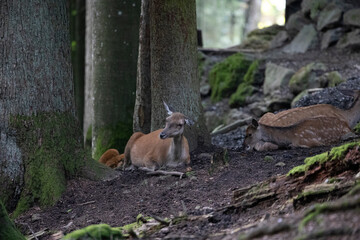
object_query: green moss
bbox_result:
[0,201,25,240]
[326,71,344,87]
[10,112,84,217]
[63,224,123,240]
[309,0,327,20]
[229,60,259,107]
[209,53,252,102]
[241,24,283,49]
[353,122,360,134]
[93,120,133,160]
[287,142,360,177]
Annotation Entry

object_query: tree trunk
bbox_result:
[133,0,152,134]
[244,0,262,37]
[70,0,86,128]
[0,200,25,240]
[84,0,94,146]
[0,0,80,214]
[90,0,141,160]
[148,0,210,150]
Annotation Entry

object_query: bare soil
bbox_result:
[15,48,360,239]
[15,142,340,239]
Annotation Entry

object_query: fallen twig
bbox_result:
[26,228,48,240]
[211,117,251,136]
[139,167,185,178]
[77,200,96,206]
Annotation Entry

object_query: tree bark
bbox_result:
[149,0,210,150]
[133,0,152,134]
[90,0,141,159]
[70,0,86,128]
[0,0,77,212]
[84,0,94,145]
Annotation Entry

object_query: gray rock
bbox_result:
[317,3,342,31]
[283,24,318,54]
[293,77,360,109]
[263,62,295,96]
[285,11,311,36]
[343,8,360,27]
[204,111,224,132]
[336,29,360,50]
[269,30,289,49]
[321,28,344,49]
[301,0,327,20]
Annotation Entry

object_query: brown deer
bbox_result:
[124,102,194,171]
[244,90,360,151]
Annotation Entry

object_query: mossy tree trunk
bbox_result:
[90,0,141,160]
[148,0,210,150]
[0,0,84,215]
[0,201,25,240]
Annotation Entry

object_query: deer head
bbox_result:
[243,119,260,151]
[159,102,194,139]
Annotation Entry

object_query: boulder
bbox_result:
[336,29,360,50]
[343,8,360,27]
[288,62,327,94]
[321,28,344,50]
[285,11,311,36]
[283,24,318,54]
[293,78,360,109]
[317,3,342,31]
[301,0,327,20]
[263,62,294,96]
[269,30,289,49]
[240,25,284,50]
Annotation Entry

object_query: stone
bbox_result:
[204,111,224,132]
[318,71,344,87]
[285,11,311,36]
[317,3,342,31]
[321,28,344,50]
[263,63,294,96]
[336,29,360,50]
[301,0,327,20]
[283,24,318,54]
[343,8,360,27]
[269,30,289,49]
[288,62,327,94]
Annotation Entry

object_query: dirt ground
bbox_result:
[14,47,360,239]
[15,141,339,239]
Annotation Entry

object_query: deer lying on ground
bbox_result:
[99,149,125,168]
[123,102,194,174]
[244,90,360,151]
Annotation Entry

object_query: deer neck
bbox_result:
[171,134,184,161]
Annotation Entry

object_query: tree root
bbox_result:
[138,167,185,178]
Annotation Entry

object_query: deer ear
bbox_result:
[185,118,194,126]
[163,101,173,115]
[251,119,259,128]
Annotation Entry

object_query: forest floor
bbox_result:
[15,48,360,239]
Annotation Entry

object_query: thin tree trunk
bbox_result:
[149,0,210,150]
[244,0,262,37]
[84,0,94,145]
[91,0,140,159]
[133,0,151,133]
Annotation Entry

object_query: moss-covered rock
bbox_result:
[241,25,284,50]
[209,53,252,102]
[63,224,123,240]
[287,141,360,177]
[288,62,327,94]
[229,60,260,107]
[0,201,25,240]
[10,112,85,217]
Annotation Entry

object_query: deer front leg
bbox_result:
[254,141,279,151]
